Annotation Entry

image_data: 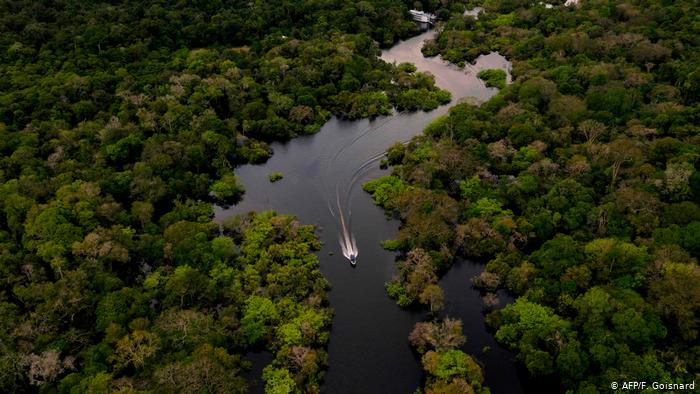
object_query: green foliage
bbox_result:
[276,308,331,346]
[421,349,487,393]
[650,262,700,341]
[426,349,476,379]
[363,175,410,210]
[263,367,297,394]
[210,175,245,204]
[371,1,700,390]
[477,69,507,89]
[495,299,571,376]
[409,319,487,393]
[386,141,407,165]
[3,0,700,392]
[95,288,147,332]
[459,176,496,201]
[393,88,452,111]
[268,172,284,183]
[398,62,417,73]
[2,189,327,394]
[467,198,512,220]
[583,238,649,287]
[0,0,438,388]
[242,296,279,344]
[385,249,441,308]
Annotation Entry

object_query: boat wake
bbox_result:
[323,115,404,265]
[338,212,358,264]
[333,181,359,265]
[323,113,413,266]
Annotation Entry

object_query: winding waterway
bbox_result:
[216,30,523,393]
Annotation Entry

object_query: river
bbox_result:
[215,30,523,394]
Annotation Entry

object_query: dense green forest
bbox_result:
[3,0,699,392]
[0,0,465,392]
[366,0,700,392]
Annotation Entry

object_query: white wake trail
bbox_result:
[336,182,358,261]
[324,112,408,264]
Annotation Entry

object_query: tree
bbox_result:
[422,349,480,380]
[583,238,649,286]
[131,201,153,228]
[548,95,586,127]
[163,265,213,308]
[112,329,159,370]
[155,345,246,394]
[156,309,213,350]
[210,175,244,205]
[421,349,485,393]
[477,69,507,89]
[241,296,279,344]
[409,318,466,353]
[495,299,571,376]
[630,42,671,67]
[0,352,25,392]
[664,162,694,200]
[577,119,606,146]
[649,262,700,341]
[22,350,73,386]
[518,77,558,111]
[600,138,644,189]
[531,235,583,281]
[262,367,296,394]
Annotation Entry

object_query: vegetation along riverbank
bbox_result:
[1,0,698,393]
[365,0,700,392]
[0,0,460,392]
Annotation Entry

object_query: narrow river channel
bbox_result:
[215,30,523,394]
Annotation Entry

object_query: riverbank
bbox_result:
[216,30,518,393]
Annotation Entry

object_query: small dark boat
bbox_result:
[349,254,357,265]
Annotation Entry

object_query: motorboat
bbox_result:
[349,254,357,265]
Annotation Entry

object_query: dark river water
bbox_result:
[216,31,523,394]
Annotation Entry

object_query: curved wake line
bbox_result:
[321,112,406,263]
[335,139,413,264]
[321,110,414,264]
[329,113,402,170]
[323,115,394,221]
[336,182,358,261]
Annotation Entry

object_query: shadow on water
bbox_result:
[216,30,522,393]
[243,351,273,394]
[439,259,523,394]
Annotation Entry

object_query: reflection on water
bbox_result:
[217,31,521,393]
[380,31,512,98]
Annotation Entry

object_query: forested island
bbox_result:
[1,0,699,393]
